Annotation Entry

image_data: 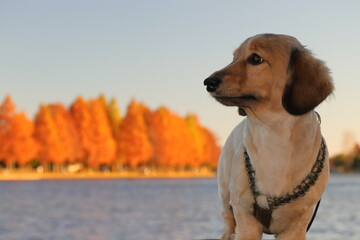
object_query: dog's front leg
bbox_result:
[220,205,236,240]
[275,210,312,240]
[232,205,263,240]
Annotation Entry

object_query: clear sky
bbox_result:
[1,0,360,155]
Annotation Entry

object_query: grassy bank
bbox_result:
[0,169,217,181]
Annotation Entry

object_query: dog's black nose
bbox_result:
[203,77,221,92]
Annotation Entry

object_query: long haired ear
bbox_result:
[282,47,334,115]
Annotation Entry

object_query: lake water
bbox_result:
[0,174,359,240]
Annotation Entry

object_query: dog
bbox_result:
[203,34,333,240]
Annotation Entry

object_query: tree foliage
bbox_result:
[0,95,221,171]
[87,97,116,168]
[117,99,152,168]
[0,96,37,168]
[34,105,63,170]
[330,143,360,172]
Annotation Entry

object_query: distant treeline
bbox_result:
[330,144,360,172]
[0,95,220,171]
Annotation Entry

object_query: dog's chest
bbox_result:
[248,150,293,198]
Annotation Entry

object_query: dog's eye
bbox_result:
[247,53,264,65]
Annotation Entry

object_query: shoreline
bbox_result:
[0,170,217,181]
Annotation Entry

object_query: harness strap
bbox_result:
[244,137,326,233]
[253,198,322,234]
[306,198,322,232]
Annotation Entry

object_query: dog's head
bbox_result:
[204,34,334,116]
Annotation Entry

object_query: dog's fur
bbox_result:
[204,34,333,240]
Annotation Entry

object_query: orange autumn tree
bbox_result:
[185,114,221,168]
[186,114,206,167]
[49,104,82,164]
[169,113,196,168]
[0,95,16,168]
[34,105,63,171]
[147,106,196,168]
[35,103,80,171]
[70,96,93,165]
[201,127,221,168]
[146,107,174,167]
[6,113,38,167]
[87,97,116,168]
[0,96,38,168]
[117,99,153,168]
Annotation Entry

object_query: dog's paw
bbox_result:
[220,233,235,240]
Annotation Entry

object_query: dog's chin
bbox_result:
[214,95,258,107]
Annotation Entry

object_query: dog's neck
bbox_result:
[244,110,322,197]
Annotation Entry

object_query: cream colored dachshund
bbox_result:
[204,34,333,240]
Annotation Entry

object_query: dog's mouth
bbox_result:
[214,95,258,106]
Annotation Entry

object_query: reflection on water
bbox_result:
[0,175,359,240]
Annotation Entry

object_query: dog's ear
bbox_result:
[282,47,334,115]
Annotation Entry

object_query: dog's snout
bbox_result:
[204,77,221,92]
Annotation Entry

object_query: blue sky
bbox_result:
[1,0,360,155]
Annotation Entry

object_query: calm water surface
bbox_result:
[0,174,359,240]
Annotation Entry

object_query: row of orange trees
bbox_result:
[0,95,220,171]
